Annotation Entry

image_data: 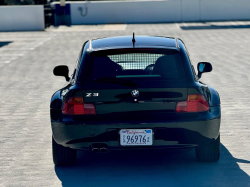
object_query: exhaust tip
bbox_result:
[100,147,107,153]
[92,148,99,153]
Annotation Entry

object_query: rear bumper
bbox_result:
[51,106,220,150]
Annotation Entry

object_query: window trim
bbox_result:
[70,46,84,84]
[183,47,198,81]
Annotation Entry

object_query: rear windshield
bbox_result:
[82,49,186,89]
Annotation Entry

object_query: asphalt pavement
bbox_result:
[1,21,250,187]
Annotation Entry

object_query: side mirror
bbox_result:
[197,62,212,79]
[53,65,70,81]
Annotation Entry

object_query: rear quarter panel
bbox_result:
[178,39,220,107]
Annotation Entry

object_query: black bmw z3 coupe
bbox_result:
[50,35,221,166]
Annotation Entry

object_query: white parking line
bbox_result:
[9,42,45,45]
[0,38,51,41]
[0,35,55,64]
[236,21,245,25]
[175,23,180,29]
[103,24,127,31]
[0,54,24,56]
[47,24,127,32]
[230,21,237,25]
[0,48,35,50]
[0,61,11,63]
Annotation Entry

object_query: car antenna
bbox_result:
[132,32,136,47]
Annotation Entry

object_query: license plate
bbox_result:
[120,129,153,146]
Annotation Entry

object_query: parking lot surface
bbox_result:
[1,21,250,187]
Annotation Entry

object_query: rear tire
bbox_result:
[195,135,220,162]
[52,137,77,166]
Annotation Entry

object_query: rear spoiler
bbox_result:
[87,42,180,56]
[87,40,180,54]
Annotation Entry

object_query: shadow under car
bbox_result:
[55,144,250,187]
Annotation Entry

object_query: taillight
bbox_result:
[62,97,96,115]
[176,94,209,113]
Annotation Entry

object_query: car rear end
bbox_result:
[51,43,220,154]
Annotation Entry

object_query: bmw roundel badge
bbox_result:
[131,90,139,97]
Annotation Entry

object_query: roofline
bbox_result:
[87,45,180,54]
[87,36,179,53]
[91,35,175,42]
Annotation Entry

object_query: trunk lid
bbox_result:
[83,87,187,115]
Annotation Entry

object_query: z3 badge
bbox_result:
[86,93,99,97]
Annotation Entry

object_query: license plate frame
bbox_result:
[120,129,153,146]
